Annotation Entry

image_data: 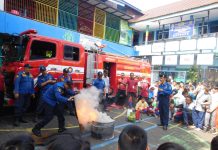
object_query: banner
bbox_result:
[119,20,133,46]
[152,56,163,65]
[180,54,194,65]
[197,54,214,65]
[165,55,177,65]
[169,20,194,38]
[80,34,102,51]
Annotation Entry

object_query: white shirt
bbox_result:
[195,92,212,112]
[210,93,218,112]
[183,102,195,110]
[103,76,110,93]
[173,93,185,106]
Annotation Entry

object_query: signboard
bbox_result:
[197,54,214,65]
[165,55,177,65]
[197,37,216,50]
[169,20,194,38]
[180,54,194,65]
[180,39,197,51]
[152,56,163,65]
[136,45,152,56]
[165,41,179,51]
[0,1,4,11]
[80,34,102,50]
[152,42,164,52]
[119,20,133,46]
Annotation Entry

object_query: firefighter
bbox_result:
[58,68,74,115]
[34,65,56,122]
[58,68,72,82]
[13,64,35,126]
[93,71,106,105]
[32,80,75,137]
[157,74,172,130]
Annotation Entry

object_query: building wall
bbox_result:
[0,11,138,56]
[2,0,134,47]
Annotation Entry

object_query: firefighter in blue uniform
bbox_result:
[58,68,72,82]
[34,65,56,122]
[13,64,35,126]
[157,74,172,130]
[58,68,74,115]
[32,80,75,137]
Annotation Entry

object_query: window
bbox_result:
[30,40,56,60]
[64,45,80,61]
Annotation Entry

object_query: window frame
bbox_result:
[29,40,57,60]
[63,45,80,61]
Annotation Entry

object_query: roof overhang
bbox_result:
[130,3,218,31]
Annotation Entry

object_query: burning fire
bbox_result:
[74,87,114,130]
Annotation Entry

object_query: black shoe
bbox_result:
[163,126,168,130]
[32,128,42,137]
[13,119,20,127]
[157,124,163,126]
[58,128,67,133]
[19,118,28,123]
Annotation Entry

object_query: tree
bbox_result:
[186,65,200,83]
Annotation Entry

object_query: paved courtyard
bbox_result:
[0,108,214,150]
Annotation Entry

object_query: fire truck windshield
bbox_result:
[1,35,28,62]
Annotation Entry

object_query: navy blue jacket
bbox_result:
[14,71,34,94]
[158,82,172,96]
[43,82,75,107]
[37,73,55,94]
[93,78,105,92]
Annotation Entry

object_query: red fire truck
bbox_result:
[0,30,151,106]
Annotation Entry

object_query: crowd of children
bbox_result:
[168,81,218,134]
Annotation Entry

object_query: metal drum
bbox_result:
[91,121,115,140]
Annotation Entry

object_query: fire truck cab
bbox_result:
[0,30,151,106]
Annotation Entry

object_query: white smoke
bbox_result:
[74,86,114,130]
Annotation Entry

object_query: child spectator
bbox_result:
[192,87,212,131]
[204,85,218,132]
[157,142,185,150]
[118,125,148,150]
[147,97,157,116]
[135,97,148,113]
[183,96,195,127]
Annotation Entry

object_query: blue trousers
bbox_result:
[34,103,65,130]
[192,108,205,129]
[183,108,193,126]
[158,95,170,126]
[14,94,31,118]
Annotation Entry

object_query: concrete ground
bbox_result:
[0,107,214,150]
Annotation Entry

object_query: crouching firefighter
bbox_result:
[32,80,75,137]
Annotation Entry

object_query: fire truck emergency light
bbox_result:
[19,29,37,36]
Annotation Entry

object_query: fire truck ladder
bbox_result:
[86,53,98,84]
